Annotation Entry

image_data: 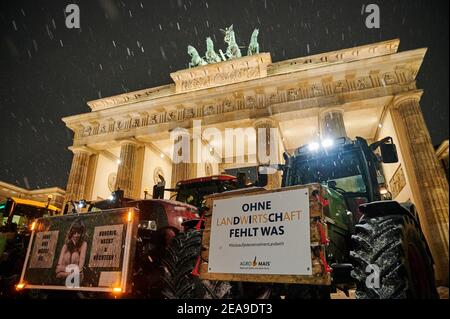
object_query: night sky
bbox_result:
[0,0,448,190]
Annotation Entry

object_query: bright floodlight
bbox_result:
[322,139,334,148]
[308,142,320,151]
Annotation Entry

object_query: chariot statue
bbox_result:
[247,28,259,56]
[220,24,242,60]
[204,37,222,63]
[187,45,207,68]
[186,24,261,67]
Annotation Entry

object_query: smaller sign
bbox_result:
[28,231,59,268]
[89,224,124,268]
[98,271,121,287]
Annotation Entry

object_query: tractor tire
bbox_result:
[351,214,438,299]
[161,229,232,299]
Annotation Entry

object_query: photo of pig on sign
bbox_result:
[208,188,312,275]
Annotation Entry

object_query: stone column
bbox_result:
[64,146,92,205]
[83,154,98,201]
[319,109,347,139]
[115,139,139,198]
[391,91,449,286]
[254,118,281,189]
[171,131,197,187]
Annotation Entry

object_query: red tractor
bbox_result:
[15,190,198,298]
[16,175,258,299]
[86,191,199,297]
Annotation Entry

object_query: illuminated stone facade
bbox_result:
[0,180,65,209]
[62,39,449,285]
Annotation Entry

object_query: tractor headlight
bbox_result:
[308,142,320,152]
[321,138,334,148]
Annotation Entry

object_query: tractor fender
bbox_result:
[181,218,204,231]
[160,226,180,247]
[359,200,434,265]
[359,200,416,221]
[399,201,421,226]
[181,205,209,231]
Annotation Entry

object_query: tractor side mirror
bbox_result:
[370,137,399,164]
[380,143,398,163]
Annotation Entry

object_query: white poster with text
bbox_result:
[208,188,312,275]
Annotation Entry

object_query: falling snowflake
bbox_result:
[160,46,167,60]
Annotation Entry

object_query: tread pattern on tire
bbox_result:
[350,214,437,299]
[161,229,231,299]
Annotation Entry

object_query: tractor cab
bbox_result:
[281,136,399,268]
[0,197,60,234]
[282,136,398,222]
[174,175,239,208]
[0,198,61,295]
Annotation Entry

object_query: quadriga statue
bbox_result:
[204,37,223,64]
[221,24,242,60]
[187,45,207,68]
[247,28,259,56]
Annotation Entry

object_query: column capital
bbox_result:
[253,117,277,128]
[117,138,140,146]
[68,145,95,155]
[391,90,423,108]
[319,108,347,139]
[169,127,191,136]
[318,107,345,120]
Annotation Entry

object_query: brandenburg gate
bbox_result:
[62,39,448,285]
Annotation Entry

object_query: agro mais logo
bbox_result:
[240,256,271,269]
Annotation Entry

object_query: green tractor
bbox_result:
[162,136,438,299]
[0,197,60,297]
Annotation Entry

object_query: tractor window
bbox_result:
[176,182,213,207]
[176,180,237,207]
[6,204,54,233]
[0,202,6,226]
[291,149,367,193]
[332,175,366,193]
[225,167,258,185]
